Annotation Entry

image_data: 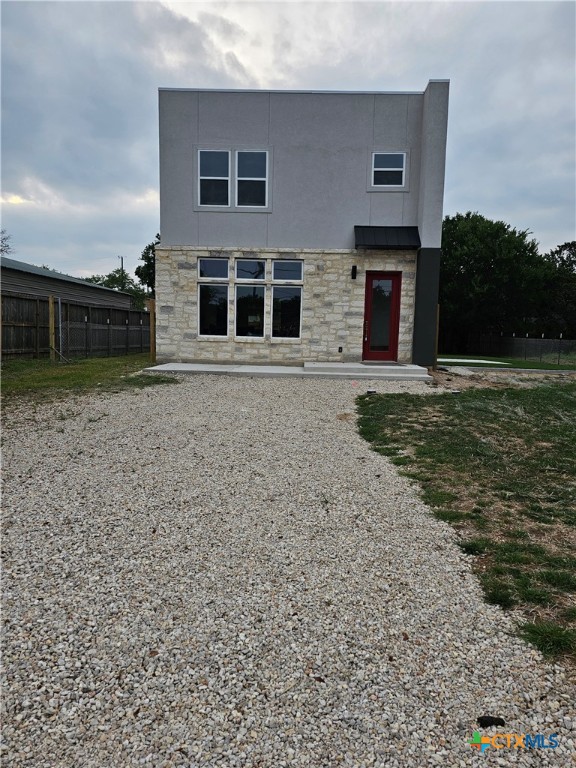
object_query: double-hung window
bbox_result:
[199,151,230,206]
[372,153,405,187]
[198,150,268,208]
[236,151,267,207]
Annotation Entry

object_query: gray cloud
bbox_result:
[2,2,222,200]
[1,1,246,275]
[1,1,574,279]
[197,10,247,44]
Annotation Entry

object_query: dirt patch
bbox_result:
[428,367,576,391]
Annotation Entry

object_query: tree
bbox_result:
[439,212,545,352]
[85,268,147,310]
[1,229,13,256]
[135,233,159,295]
[543,241,576,273]
[540,242,576,337]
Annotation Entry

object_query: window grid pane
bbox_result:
[236,260,266,280]
[199,258,229,279]
[373,170,403,186]
[373,153,404,170]
[199,284,228,336]
[273,261,303,281]
[272,287,301,338]
[236,285,265,337]
[200,179,229,206]
[200,151,230,177]
[237,152,267,179]
[237,180,266,207]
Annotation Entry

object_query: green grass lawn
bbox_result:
[1,354,177,403]
[438,354,576,371]
[357,380,576,663]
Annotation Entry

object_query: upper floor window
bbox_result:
[372,153,405,187]
[236,151,268,207]
[198,149,268,208]
[199,150,230,206]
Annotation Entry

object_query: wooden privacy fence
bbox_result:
[1,292,152,359]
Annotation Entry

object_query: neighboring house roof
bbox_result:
[0,256,130,296]
[354,226,421,250]
[1,256,133,308]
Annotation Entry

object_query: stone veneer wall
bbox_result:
[155,247,417,364]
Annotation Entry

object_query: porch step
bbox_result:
[302,362,431,380]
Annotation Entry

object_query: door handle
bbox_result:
[364,320,368,342]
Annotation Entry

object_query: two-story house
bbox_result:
[156,81,449,367]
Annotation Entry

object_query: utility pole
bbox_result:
[118,255,125,290]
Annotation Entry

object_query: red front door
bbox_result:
[362,272,402,361]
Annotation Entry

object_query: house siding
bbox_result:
[156,247,416,364]
[159,82,449,252]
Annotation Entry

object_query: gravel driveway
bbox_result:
[2,375,574,767]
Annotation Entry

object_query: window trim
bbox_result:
[235,150,268,208]
[197,282,230,338]
[198,149,231,208]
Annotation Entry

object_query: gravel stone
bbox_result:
[2,375,574,766]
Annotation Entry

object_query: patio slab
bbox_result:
[145,361,431,381]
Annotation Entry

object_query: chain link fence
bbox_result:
[468,334,576,367]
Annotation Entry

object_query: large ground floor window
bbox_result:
[198,257,303,339]
[235,285,265,337]
[272,286,302,338]
[198,284,228,336]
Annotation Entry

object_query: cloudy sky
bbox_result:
[1,0,575,279]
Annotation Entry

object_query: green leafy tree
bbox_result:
[540,242,576,337]
[135,233,160,295]
[439,212,546,352]
[85,268,147,310]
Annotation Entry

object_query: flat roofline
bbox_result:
[159,80,449,97]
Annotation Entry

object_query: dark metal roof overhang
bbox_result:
[354,226,421,250]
